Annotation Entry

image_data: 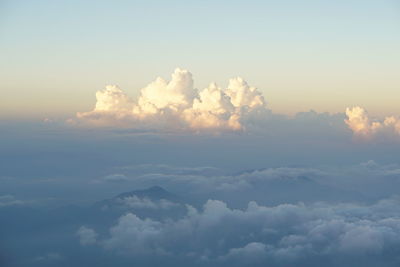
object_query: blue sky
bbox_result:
[1,0,399,118]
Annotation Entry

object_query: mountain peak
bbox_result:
[114,186,177,201]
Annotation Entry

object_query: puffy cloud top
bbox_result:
[135,68,195,114]
[95,85,133,113]
[345,106,400,139]
[75,68,267,131]
[226,77,265,109]
[88,197,400,266]
[77,226,98,246]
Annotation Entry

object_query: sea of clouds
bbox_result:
[76,162,400,267]
[2,69,400,266]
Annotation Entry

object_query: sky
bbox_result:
[1,0,400,118]
[2,1,400,267]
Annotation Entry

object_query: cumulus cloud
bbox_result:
[77,226,98,246]
[75,68,267,131]
[91,197,400,266]
[345,106,400,139]
[221,242,267,262]
[116,196,179,210]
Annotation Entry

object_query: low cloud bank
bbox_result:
[72,68,400,142]
[83,197,400,266]
[73,161,400,265]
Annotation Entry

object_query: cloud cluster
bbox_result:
[76,162,400,266]
[76,68,267,131]
[74,68,400,140]
[100,166,339,206]
[345,106,400,139]
[77,226,98,246]
[85,197,400,266]
[115,196,179,210]
[95,161,400,209]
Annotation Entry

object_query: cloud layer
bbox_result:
[74,161,400,265]
[76,68,267,131]
[72,69,400,142]
[85,197,400,266]
[4,159,400,267]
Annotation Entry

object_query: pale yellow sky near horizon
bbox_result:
[1,0,399,120]
[2,62,399,120]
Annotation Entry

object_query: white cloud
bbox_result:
[94,85,134,113]
[345,106,400,139]
[103,213,163,254]
[116,196,179,210]
[220,242,268,262]
[94,197,400,264]
[77,226,98,246]
[74,68,268,131]
[134,68,195,114]
[225,77,265,109]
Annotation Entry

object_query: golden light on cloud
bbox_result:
[71,68,400,140]
[75,68,268,131]
[345,106,400,139]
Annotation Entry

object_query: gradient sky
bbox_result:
[3,3,400,266]
[1,0,399,119]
